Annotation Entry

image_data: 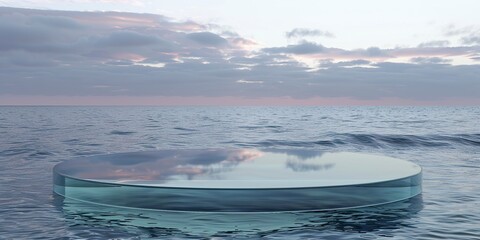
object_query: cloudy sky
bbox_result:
[0,0,479,105]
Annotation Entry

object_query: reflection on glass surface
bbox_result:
[53,149,422,212]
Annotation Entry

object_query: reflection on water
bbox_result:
[53,194,423,238]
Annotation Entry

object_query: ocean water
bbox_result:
[0,106,479,239]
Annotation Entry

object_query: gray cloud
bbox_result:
[417,40,450,48]
[262,41,478,61]
[443,24,480,46]
[338,59,370,66]
[187,32,228,46]
[2,56,479,102]
[0,7,237,65]
[319,59,371,68]
[263,41,326,55]
[3,58,479,101]
[0,20,54,51]
[5,51,56,67]
[363,47,387,57]
[263,42,392,59]
[462,34,480,45]
[96,31,162,47]
[410,57,452,64]
[443,24,474,36]
[285,28,334,38]
[30,15,84,29]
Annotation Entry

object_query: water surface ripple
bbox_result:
[0,106,479,239]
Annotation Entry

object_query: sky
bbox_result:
[0,0,479,105]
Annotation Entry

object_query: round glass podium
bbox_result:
[53,149,422,212]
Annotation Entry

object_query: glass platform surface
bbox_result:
[53,149,422,212]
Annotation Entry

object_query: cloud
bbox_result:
[0,7,479,104]
[186,32,228,46]
[263,41,326,55]
[236,79,263,84]
[96,31,161,47]
[263,42,393,59]
[443,24,480,45]
[0,7,238,65]
[0,20,55,51]
[285,28,334,38]
[262,41,478,62]
[30,15,85,29]
[390,46,479,58]
[5,51,56,67]
[417,40,450,48]
[410,57,452,64]
[443,24,474,36]
[462,34,480,45]
[337,59,371,66]
[363,47,387,57]
[319,59,371,68]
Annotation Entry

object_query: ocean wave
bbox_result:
[109,130,136,135]
[173,127,198,132]
[228,133,480,149]
[338,133,450,148]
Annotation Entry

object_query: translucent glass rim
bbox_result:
[53,166,422,190]
[53,149,422,190]
[53,190,423,214]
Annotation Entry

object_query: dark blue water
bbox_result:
[1,106,479,239]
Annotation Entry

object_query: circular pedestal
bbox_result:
[53,149,422,212]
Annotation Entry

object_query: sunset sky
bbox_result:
[0,0,479,105]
